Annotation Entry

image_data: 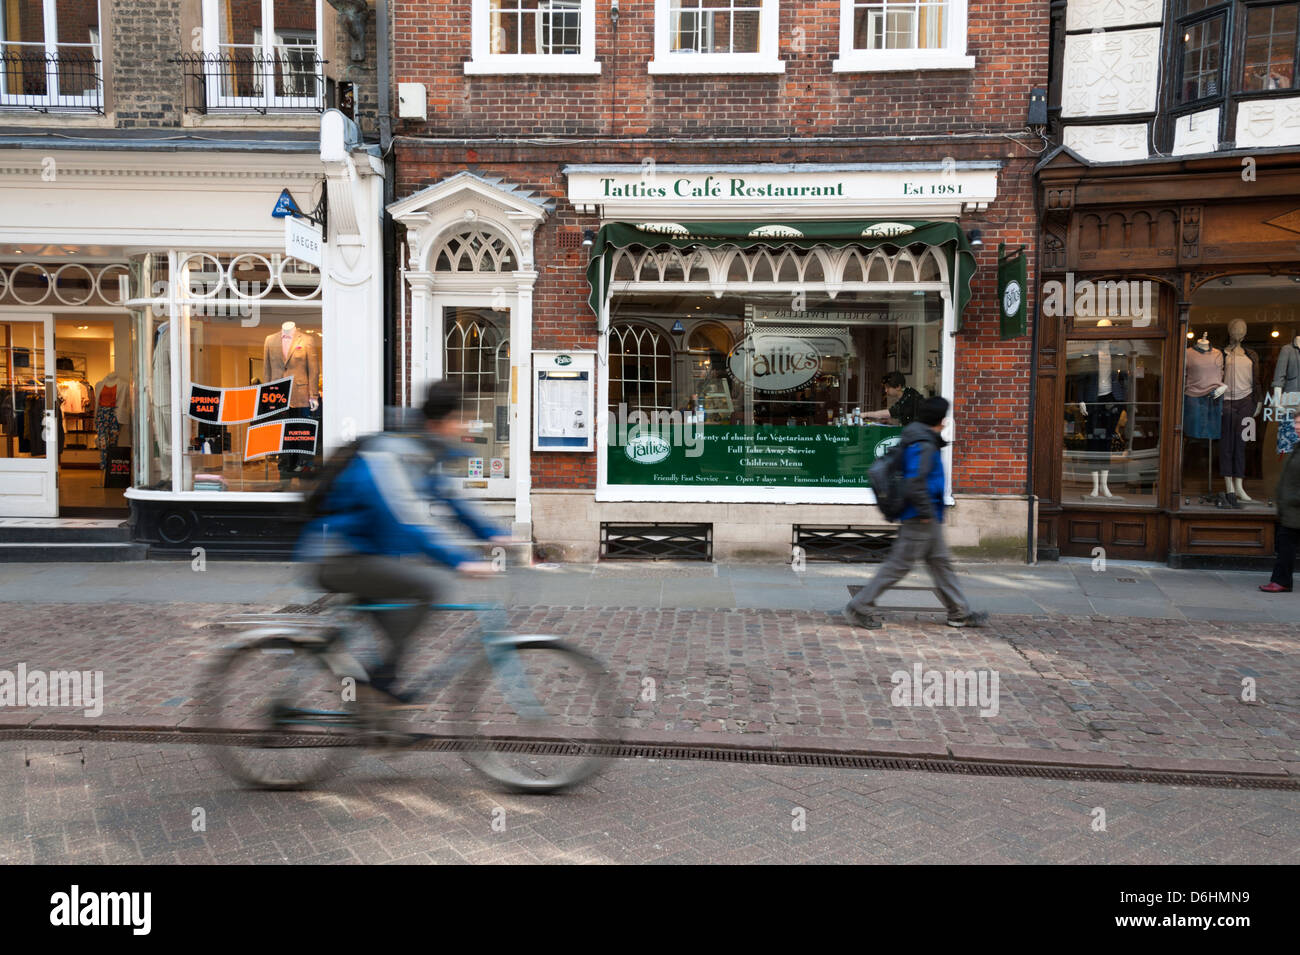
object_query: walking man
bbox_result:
[844,396,988,629]
[1260,407,1300,593]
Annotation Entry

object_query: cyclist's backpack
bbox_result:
[868,441,909,523]
[302,436,367,517]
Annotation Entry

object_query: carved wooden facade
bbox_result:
[1035,148,1300,565]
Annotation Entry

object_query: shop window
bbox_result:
[834,0,973,72]
[125,251,325,495]
[1062,339,1164,506]
[199,0,324,112]
[0,0,104,112]
[467,0,599,74]
[649,0,783,74]
[608,323,674,420]
[186,308,322,492]
[1180,275,1300,509]
[606,289,946,490]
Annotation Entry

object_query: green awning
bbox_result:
[586,219,978,328]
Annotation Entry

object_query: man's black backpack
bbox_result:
[302,436,368,517]
[868,441,909,522]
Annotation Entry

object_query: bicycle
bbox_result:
[201,599,618,793]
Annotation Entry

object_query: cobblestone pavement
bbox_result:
[1,599,1297,774]
[0,741,1295,864]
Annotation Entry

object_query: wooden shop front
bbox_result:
[1035,148,1300,567]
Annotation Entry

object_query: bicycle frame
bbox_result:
[212,602,547,729]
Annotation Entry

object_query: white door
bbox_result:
[0,315,58,516]
[440,303,514,499]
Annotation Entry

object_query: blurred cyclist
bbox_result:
[299,381,508,705]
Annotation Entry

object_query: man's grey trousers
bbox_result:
[845,521,971,619]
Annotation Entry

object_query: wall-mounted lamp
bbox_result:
[966,229,984,248]
[610,0,619,25]
[582,229,596,247]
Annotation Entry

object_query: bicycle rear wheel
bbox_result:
[204,634,361,790]
[458,638,617,793]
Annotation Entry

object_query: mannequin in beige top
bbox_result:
[263,321,319,412]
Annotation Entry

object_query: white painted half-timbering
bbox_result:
[1061,28,1161,119]
[1065,0,1161,32]
[1063,124,1150,163]
[1235,97,1300,149]
[1172,108,1221,156]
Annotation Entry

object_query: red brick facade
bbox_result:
[392,0,1046,501]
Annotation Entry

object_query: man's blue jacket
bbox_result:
[897,421,948,523]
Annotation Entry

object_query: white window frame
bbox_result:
[466,0,600,75]
[833,0,974,72]
[649,0,785,75]
[201,0,324,111]
[0,0,103,109]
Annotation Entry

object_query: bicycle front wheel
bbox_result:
[459,638,617,794]
[204,634,362,790]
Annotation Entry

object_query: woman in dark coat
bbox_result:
[1261,408,1300,593]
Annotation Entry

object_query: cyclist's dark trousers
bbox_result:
[317,554,439,690]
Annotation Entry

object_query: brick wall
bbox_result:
[392,0,1047,138]
[108,0,183,126]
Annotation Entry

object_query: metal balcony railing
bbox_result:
[0,50,104,113]
[172,51,328,114]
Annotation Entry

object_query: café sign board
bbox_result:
[565,163,999,217]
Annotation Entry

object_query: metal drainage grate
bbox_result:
[5,727,1294,791]
[600,523,712,560]
[795,525,898,562]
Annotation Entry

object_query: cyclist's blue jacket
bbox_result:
[296,432,507,567]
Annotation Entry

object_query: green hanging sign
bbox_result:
[998,241,1028,341]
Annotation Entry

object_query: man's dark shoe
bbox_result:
[947,610,990,628]
[842,607,883,630]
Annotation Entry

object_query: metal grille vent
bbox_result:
[601,523,712,560]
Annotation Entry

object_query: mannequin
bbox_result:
[1271,330,1300,456]
[1074,336,1127,499]
[93,369,131,471]
[151,321,171,468]
[263,321,319,477]
[1220,318,1262,501]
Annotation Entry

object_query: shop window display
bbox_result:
[1180,276,1300,510]
[1062,339,1163,505]
[186,309,323,491]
